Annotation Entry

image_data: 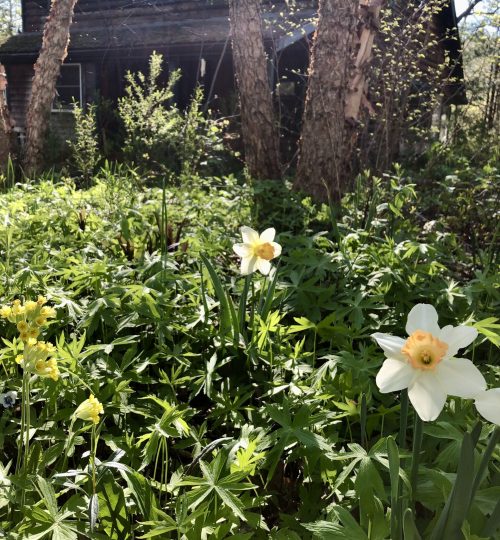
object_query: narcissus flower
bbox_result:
[74,395,104,424]
[372,304,486,421]
[474,388,500,426]
[233,227,282,276]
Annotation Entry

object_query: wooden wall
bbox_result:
[5,63,31,128]
[5,62,96,128]
[23,0,316,32]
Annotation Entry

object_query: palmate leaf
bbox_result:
[473,317,500,347]
[303,507,369,540]
[179,452,255,521]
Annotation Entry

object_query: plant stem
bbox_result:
[469,427,499,506]
[410,412,423,509]
[399,390,409,450]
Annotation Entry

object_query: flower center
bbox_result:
[401,330,448,371]
[254,242,275,261]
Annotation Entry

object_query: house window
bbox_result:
[52,64,82,112]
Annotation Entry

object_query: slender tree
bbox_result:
[23,0,79,174]
[294,0,384,201]
[228,0,281,179]
[0,64,13,167]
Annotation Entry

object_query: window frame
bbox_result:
[51,63,83,113]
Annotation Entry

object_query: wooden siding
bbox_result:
[5,63,32,127]
[5,62,96,128]
[23,0,316,33]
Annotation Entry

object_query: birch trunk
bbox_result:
[229,0,281,180]
[23,0,79,174]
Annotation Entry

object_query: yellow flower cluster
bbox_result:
[1,297,59,381]
[74,394,104,424]
[0,297,56,342]
[16,339,59,381]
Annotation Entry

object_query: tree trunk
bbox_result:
[294,0,383,201]
[294,0,358,202]
[0,64,13,168]
[23,0,78,174]
[228,0,281,180]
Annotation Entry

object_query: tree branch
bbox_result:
[456,0,483,23]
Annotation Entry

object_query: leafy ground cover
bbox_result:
[0,162,498,539]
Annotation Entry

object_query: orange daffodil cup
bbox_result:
[372,304,487,422]
[233,227,282,276]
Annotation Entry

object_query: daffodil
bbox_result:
[74,395,104,424]
[232,226,282,276]
[474,388,500,426]
[372,304,486,421]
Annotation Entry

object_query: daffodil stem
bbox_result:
[399,390,409,450]
[410,412,423,509]
[469,427,499,507]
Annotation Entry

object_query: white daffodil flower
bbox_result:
[372,304,485,421]
[474,388,500,426]
[232,226,282,276]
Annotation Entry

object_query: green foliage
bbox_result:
[68,103,100,186]
[118,52,228,176]
[0,160,498,538]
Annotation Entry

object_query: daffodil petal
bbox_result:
[474,388,500,426]
[406,304,440,336]
[256,258,272,276]
[240,256,257,275]
[408,372,447,421]
[435,357,486,398]
[372,333,407,362]
[233,243,252,258]
[439,325,478,359]
[270,242,282,258]
[376,358,414,393]
[260,228,276,243]
[241,226,259,244]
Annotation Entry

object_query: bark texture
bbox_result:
[343,0,383,173]
[0,65,13,168]
[229,0,281,180]
[24,0,79,174]
[294,0,358,201]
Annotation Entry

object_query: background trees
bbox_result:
[24,0,79,174]
[228,0,281,180]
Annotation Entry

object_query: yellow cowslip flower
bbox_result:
[35,358,59,381]
[37,296,47,306]
[19,331,30,342]
[24,301,37,313]
[17,321,29,333]
[74,395,104,424]
[12,303,25,316]
[21,340,56,374]
[0,305,12,318]
[28,327,40,340]
[40,307,56,319]
[34,316,47,327]
[15,354,23,365]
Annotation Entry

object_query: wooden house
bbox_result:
[0,0,465,144]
